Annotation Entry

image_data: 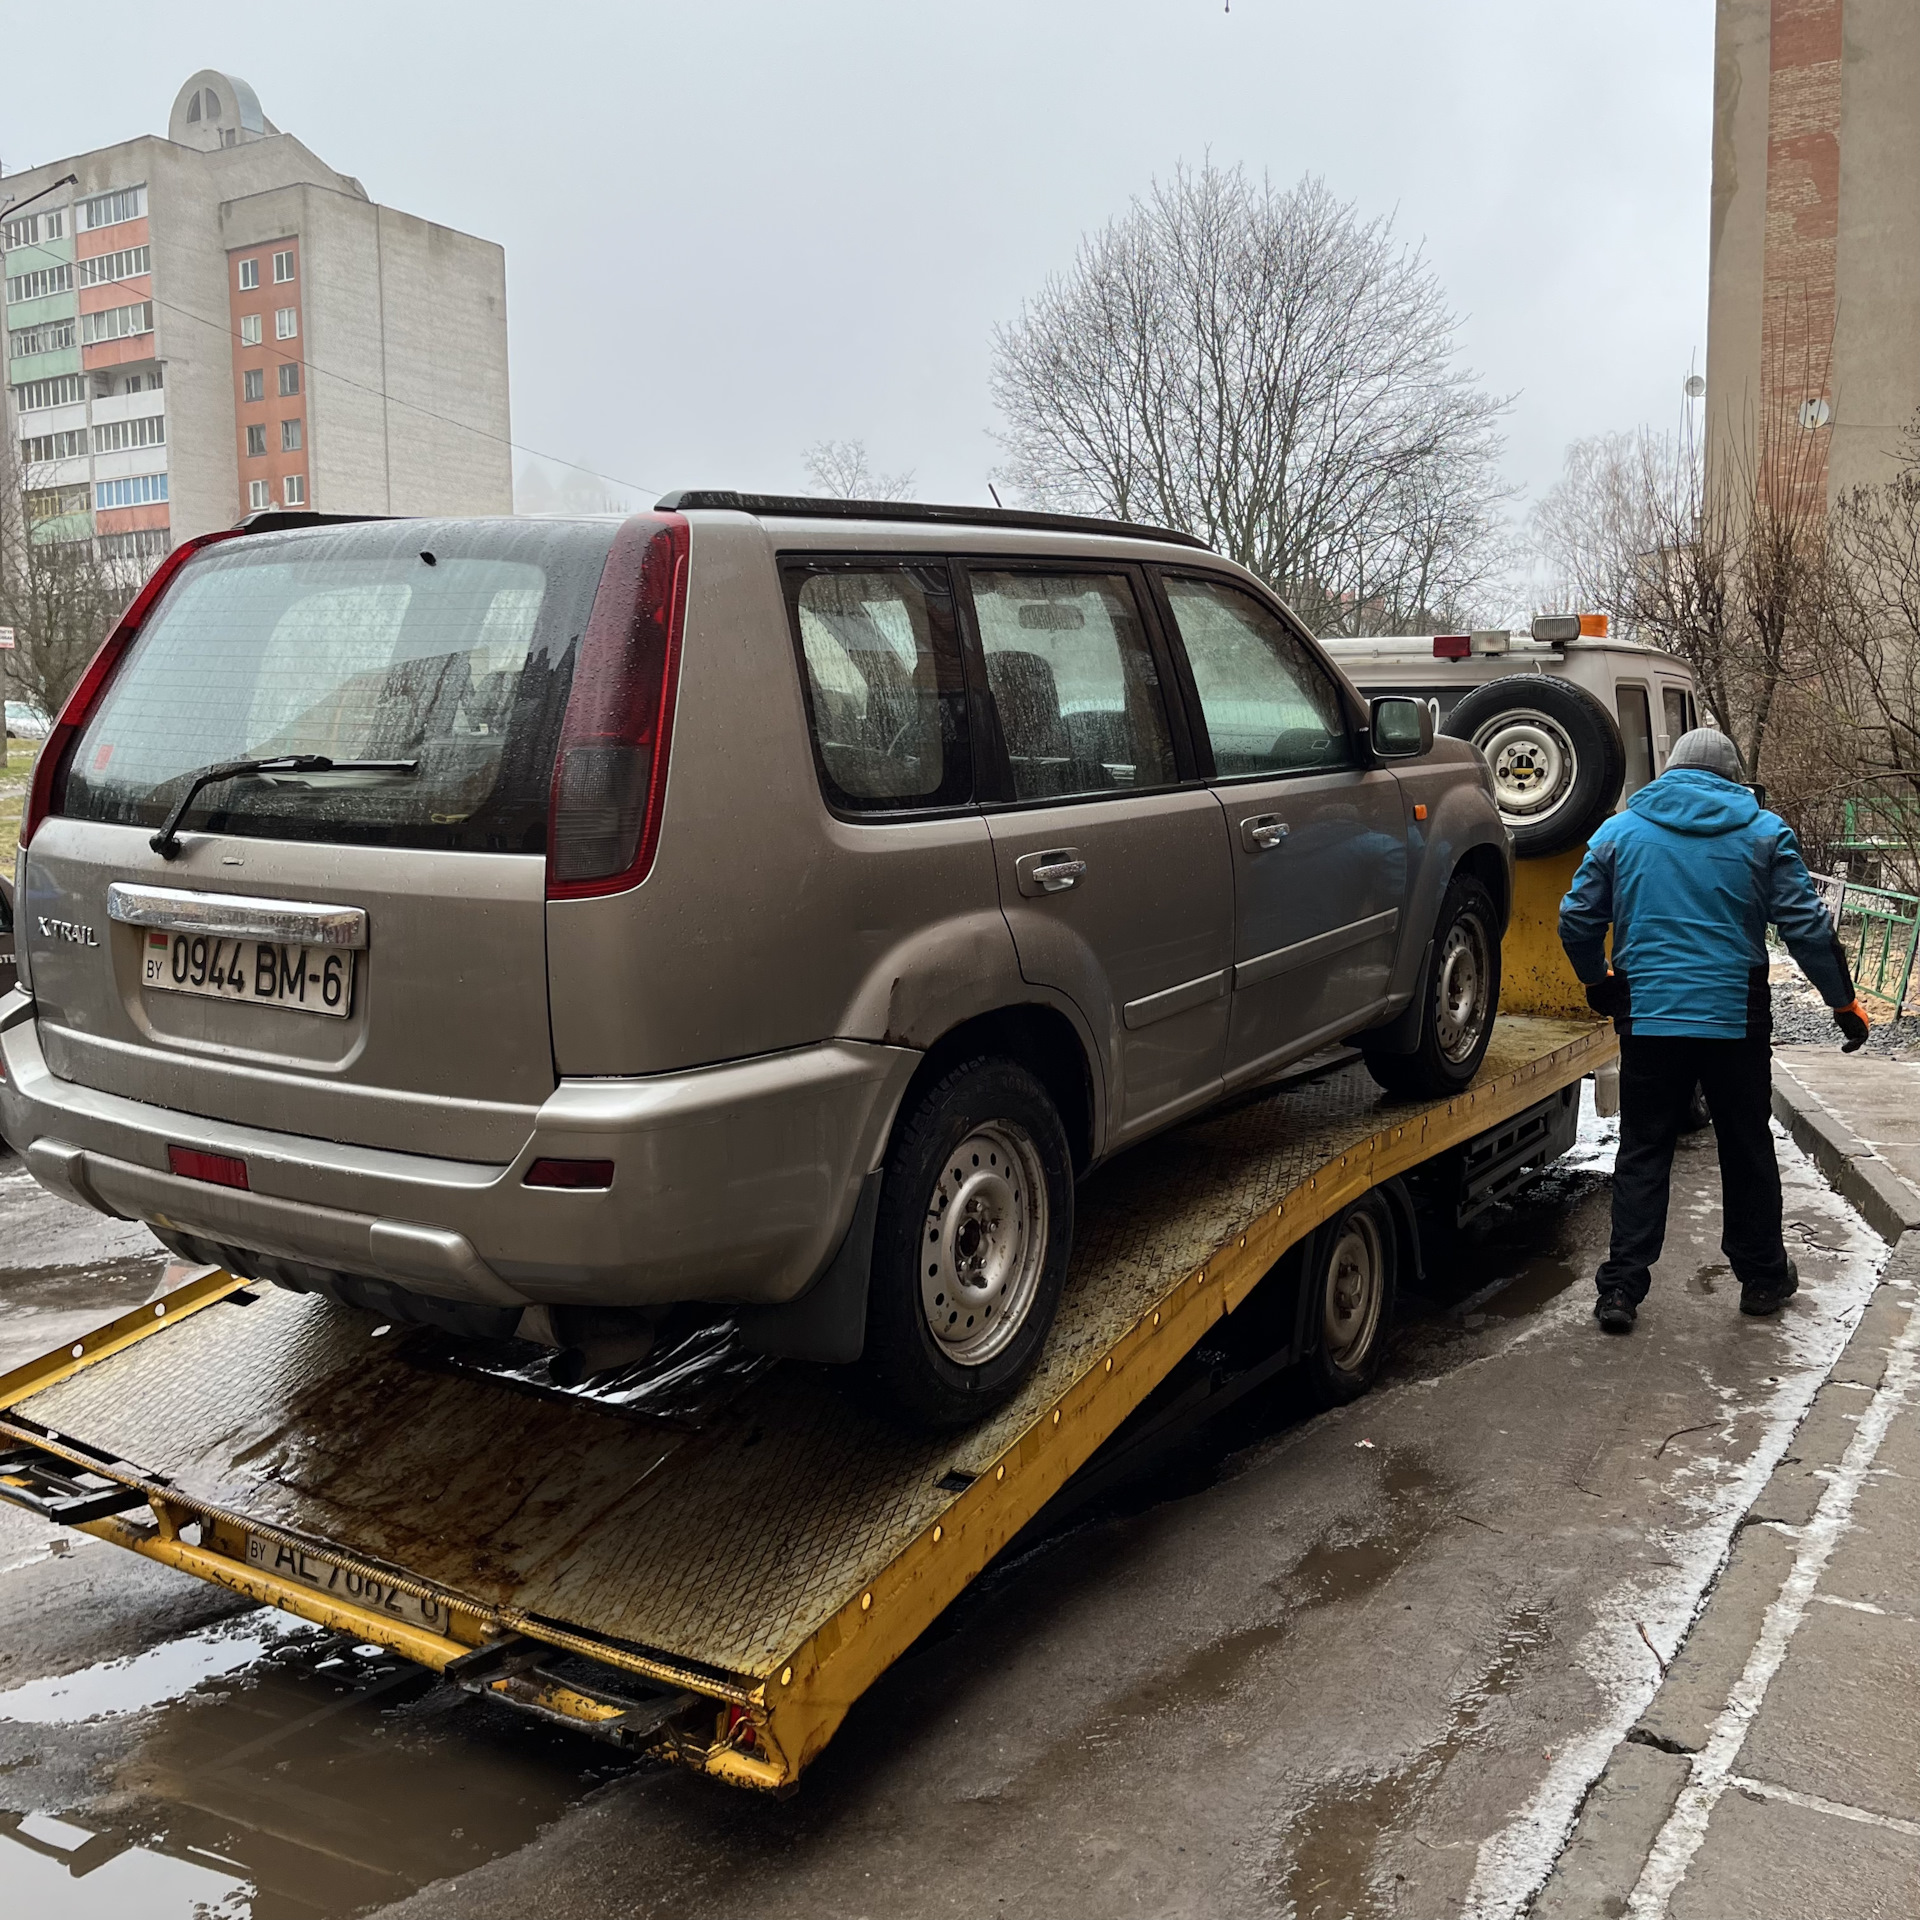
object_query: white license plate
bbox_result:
[142,931,354,1018]
[245,1534,449,1633]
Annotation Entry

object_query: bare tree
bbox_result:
[802,439,914,502]
[990,163,1512,633]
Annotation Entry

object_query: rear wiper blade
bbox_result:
[149,756,418,860]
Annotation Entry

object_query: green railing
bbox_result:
[1810,873,1920,1016]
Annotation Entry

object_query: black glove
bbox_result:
[1835,999,1871,1052]
[1586,971,1630,1019]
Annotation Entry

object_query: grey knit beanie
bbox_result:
[1666,727,1745,781]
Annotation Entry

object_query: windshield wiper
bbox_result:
[149,756,419,860]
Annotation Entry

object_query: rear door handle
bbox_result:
[1015,849,1087,897]
[1240,815,1290,853]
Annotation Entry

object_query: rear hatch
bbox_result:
[21,517,619,1163]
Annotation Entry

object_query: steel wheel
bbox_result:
[1322,1208,1386,1372]
[1473,710,1578,825]
[1432,908,1493,1066]
[920,1120,1049,1367]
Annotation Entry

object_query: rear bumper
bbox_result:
[0,990,918,1310]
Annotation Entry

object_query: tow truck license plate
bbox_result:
[245,1534,449,1632]
[143,932,353,1018]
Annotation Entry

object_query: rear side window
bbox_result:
[1617,683,1655,796]
[967,569,1175,801]
[1161,575,1349,776]
[786,562,971,812]
[60,519,617,853]
[1662,685,1689,749]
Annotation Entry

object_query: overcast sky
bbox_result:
[4,0,1713,526]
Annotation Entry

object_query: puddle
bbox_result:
[0,1612,634,1918]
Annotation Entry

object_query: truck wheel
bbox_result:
[1302,1192,1399,1407]
[1442,677,1625,856]
[1362,874,1500,1098]
[859,1056,1074,1429]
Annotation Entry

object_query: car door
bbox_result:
[1156,571,1410,1090]
[963,562,1232,1147]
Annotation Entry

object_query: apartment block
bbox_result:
[1,70,511,562]
[1708,0,1920,508]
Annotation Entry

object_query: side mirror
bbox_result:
[1369,695,1433,760]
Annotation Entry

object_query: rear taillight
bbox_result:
[1432,633,1472,660]
[547,513,690,899]
[22,529,245,852]
[167,1145,250,1189]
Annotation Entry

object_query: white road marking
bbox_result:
[1722,1773,1920,1839]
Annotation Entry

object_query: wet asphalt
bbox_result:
[0,1098,1888,1920]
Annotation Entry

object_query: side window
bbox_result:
[967,570,1175,801]
[786,563,970,812]
[1617,683,1655,795]
[1661,685,1689,751]
[1160,574,1350,777]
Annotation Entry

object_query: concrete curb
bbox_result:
[1769,1061,1920,1246]
[1527,1240,1920,1914]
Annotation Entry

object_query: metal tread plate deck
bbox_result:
[0,1016,1610,1783]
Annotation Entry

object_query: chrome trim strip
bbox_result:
[1122,969,1227,1031]
[1234,908,1399,992]
[107,883,368,950]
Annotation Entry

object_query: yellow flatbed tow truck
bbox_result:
[0,865,1611,1793]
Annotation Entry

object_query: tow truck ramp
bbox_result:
[0,1014,1611,1791]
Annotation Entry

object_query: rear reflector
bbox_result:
[547,512,691,899]
[1432,633,1472,660]
[524,1157,615,1190]
[167,1146,250,1190]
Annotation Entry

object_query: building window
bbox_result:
[25,484,91,524]
[239,313,261,346]
[238,258,259,291]
[19,430,88,464]
[78,301,153,346]
[281,418,303,452]
[9,318,76,359]
[273,250,295,284]
[93,415,165,454]
[284,474,306,506]
[274,308,298,341]
[278,362,301,397]
[12,373,85,411]
[77,185,147,232]
[246,424,267,457]
[76,247,149,289]
[5,263,74,304]
[243,367,264,402]
[94,473,168,510]
[249,479,270,510]
[98,528,170,564]
[2,208,65,250]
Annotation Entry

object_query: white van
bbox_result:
[1321,616,1702,856]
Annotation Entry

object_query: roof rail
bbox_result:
[651,490,1211,551]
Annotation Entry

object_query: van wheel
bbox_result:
[859,1057,1075,1429]
[1362,874,1500,1098]
[1442,677,1625,856]
[1302,1192,1399,1407]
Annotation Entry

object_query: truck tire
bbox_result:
[1301,1191,1400,1407]
[1442,677,1626,856]
[859,1056,1075,1429]
[1361,874,1500,1097]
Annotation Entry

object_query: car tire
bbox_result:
[1442,677,1626,856]
[858,1055,1075,1430]
[1300,1191,1400,1408]
[1361,874,1501,1098]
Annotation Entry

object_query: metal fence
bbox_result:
[1810,872,1920,1017]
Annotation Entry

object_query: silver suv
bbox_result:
[1,498,1511,1425]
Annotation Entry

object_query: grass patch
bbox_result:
[1,738,42,873]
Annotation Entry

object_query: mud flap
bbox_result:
[737,1170,883,1365]
[1357,942,1432,1057]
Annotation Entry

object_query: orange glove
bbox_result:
[1835,999,1870,1052]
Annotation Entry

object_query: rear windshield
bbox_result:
[61,518,618,853]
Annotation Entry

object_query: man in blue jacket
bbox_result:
[1560,729,1871,1333]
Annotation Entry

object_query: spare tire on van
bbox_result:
[1441,677,1626,857]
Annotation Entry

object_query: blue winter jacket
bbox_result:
[1559,769,1853,1039]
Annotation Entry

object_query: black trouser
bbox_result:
[1596,1035,1789,1304]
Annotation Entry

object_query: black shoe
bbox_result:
[1595,1288,1637,1334]
[1740,1256,1800,1318]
